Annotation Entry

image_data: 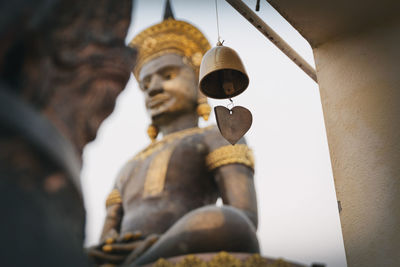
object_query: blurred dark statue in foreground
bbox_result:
[88,5,259,267]
[0,0,135,266]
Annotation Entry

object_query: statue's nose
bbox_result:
[148,74,164,97]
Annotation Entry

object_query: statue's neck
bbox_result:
[155,112,198,136]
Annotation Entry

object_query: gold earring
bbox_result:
[197,102,211,121]
[147,124,158,142]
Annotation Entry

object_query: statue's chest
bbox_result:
[125,135,209,199]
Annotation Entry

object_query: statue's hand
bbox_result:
[87,244,125,265]
[122,233,159,264]
[87,231,159,266]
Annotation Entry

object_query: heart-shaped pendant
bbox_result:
[214,105,253,145]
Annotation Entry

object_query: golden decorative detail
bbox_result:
[133,126,214,162]
[153,258,175,267]
[138,126,214,198]
[123,233,134,241]
[208,251,242,267]
[197,102,211,121]
[150,253,299,267]
[105,189,122,207]
[148,124,159,142]
[243,254,268,267]
[176,255,207,267]
[105,237,114,244]
[122,231,141,241]
[143,143,176,198]
[102,244,113,252]
[130,19,211,78]
[205,144,255,171]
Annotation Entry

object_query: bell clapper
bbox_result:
[222,70,235,96]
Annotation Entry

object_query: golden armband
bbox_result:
[205,144,255,171]
[105,189,122,208]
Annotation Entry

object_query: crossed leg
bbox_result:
[129,205,259,266]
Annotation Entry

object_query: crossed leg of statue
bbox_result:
[128,205,259,266]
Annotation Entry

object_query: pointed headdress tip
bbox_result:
[163,0,175,20]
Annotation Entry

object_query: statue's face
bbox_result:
[139,54,198,119]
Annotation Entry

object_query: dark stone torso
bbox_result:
[117,126,226,236]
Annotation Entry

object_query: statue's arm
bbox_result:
[99,161,134,242]
[88,182,125,264]
[99,188,123,242]
[205,127,258,229]
[214,164,258,229]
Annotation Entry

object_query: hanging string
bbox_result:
[215,0,222,45]
[255,0,261,11]
[227,98,234,112]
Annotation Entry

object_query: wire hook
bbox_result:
[227,98,234,112]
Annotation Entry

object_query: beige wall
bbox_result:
[314,19,400,266]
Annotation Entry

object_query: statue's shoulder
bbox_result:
[184,124,234,150]
[194,124,219,139]
[202,124,247,152]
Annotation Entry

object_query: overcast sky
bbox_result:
[81,1,347,266]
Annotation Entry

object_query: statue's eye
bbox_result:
[141,80,150,91]
[164,71,176,80]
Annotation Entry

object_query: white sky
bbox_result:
[81,1,347,266]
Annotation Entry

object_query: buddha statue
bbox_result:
[88,4,259,266]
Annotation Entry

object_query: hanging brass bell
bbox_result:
[199,43,249,99]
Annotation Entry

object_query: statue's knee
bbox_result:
[183,205,254,230]
[175,205,259,253]
[132,206,260,265]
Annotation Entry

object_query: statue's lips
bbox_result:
[147,94,170,108]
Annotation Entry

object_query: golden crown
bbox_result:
[129,19,211,79]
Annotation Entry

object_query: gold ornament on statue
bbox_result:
[130,3,213,126]
[197,100,211,121]
[105,189,122,208]
[147,124,159,142]
[129,19,210,79]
